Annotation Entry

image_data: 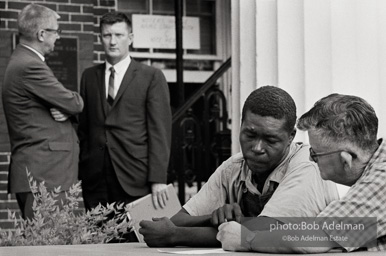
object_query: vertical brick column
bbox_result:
[0,152,20,230]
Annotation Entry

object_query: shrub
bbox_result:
[0,173,134,246]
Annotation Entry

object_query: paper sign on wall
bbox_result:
[132,14,200,49]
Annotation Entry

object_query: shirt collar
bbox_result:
[267,143,298,184]
[21,44,45,62]
[105,54,131,74]
[240,142,298,194]
[363,138,385,175]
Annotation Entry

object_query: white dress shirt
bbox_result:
[105,54,131,99]
[21,44,45,62]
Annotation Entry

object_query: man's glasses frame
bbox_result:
[44,28,62,35]
[309,147,357,163]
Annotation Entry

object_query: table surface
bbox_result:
[0,242,384,256]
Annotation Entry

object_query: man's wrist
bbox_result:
[171,226,187,246]
[244,231,256,251]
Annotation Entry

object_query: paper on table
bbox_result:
[157,248,230,254]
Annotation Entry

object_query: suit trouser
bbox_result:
[82,150,140,211]
[82,150,140,242]
[16,190,67,220]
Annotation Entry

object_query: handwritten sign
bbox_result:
[132,14,200,49]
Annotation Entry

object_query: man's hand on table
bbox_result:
[139,217,176,247]
[216,221,253,252]
[211,203,243,227]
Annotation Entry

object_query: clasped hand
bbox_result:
[50,108,70,122]
[139,217,176,247]
[211,203,243,226]
[212,203,254,251]
[216,221,253,251]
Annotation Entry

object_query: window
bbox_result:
[118,0,217,56]
[117,0,230,85]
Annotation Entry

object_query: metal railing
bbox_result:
[170,58,232,203]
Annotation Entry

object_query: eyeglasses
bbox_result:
[309,147,357,163]
[44,28,62,35]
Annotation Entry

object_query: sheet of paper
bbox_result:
[127,184,181,242]
[157,248,230,254]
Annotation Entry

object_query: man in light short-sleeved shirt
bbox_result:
[139,86,339,248]
[184,142,338,218]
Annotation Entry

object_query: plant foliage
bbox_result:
[0,172,134,246]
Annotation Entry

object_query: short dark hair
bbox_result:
[241,86,297,133]
[297,93,378,151]
[100,11,132,32]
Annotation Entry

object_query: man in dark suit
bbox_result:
[2,4,84,219]
[78,12,172,211]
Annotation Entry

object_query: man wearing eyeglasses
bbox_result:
[217,93,386,253]
[2,4,83,220]
[295,93,386,252]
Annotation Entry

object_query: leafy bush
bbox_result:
[0,174,134,246]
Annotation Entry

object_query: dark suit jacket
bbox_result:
[78,59,172,196]
[2,45,84,193]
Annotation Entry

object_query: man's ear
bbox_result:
[288,129,297,144]
[128,33,134,45]
[37,30,45,42]
[340,151,353,170]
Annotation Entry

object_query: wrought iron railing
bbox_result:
[169,58,232,203]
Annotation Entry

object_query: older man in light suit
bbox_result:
[2,4,83,219]
[78,12,172,212]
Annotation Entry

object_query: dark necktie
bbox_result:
[107,66,115,106]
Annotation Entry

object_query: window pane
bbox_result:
[188,16,216,55]
[153,0,174,14]
[118,0,148,12]
[186,0,216,55]
[118,0,217,55]
[186,0,215,15]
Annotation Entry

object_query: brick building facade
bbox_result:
[0,0,116,230]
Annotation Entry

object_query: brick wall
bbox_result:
[0,152,16,229]
[0,0,116,230]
